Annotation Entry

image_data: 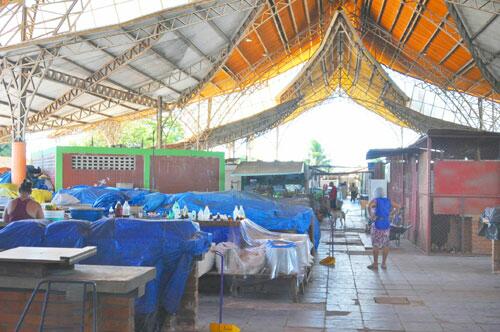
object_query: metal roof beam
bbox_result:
[303,0,311,27]
[287,0,299,34]
[444,0,499,15]
[81,38,182,96]
[41,68,161,109]
[400,0,429,45]
[420,13,449,55]
[173,0,265,108]
[0,99,86,125]
[389,2,403,33]
[25,19,172,127]
[470,14,498,41]
[29,98,126,132]
[376,0,387,25]
[172,29,241,83]
[202,17,254,67]
[317,0,324,28]
[438,41,461,64]
[267,0,291,53]
[446,3,499,92]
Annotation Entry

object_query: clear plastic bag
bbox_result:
[214,242,266,275]
[265,240,299,278]
[210,219,313,279]
[239,218,313,276]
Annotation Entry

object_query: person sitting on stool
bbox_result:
[3,179,44,224]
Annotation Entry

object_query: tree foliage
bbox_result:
[306,139,330,166]
[75,118,184,148]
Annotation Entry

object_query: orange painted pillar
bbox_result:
[11,141,26,186]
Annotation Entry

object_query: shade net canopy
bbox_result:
[0,0,498,139]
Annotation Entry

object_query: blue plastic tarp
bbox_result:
[92,191,126,211]
[166,191,321,248]
[44,220,90,248]
[56,186,320,247]
[0,220,47,248]
[0,171,11,184]
[0,218,211,316]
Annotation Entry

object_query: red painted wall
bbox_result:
[150,155,219,193]
[62,153,144,188]
[433,160,500,215]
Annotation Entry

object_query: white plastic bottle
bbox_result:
[204,205,211,220]
[123,201,130,217]
[233,206,239,220]
[239,205,246,219]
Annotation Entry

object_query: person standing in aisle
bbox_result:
[350,183,358,202]
[366,187,399,270]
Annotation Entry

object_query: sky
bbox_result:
[219,97,420,166]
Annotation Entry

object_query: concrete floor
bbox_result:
[197,200,500,332]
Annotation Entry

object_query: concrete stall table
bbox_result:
[0,246,155,332]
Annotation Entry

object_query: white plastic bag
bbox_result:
[197,243,215,277]
[51,193,80,206]
[265,240,300,278]
[215,242,242,274]
[214,242,266,275]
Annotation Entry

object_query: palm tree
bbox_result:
[307,140,330,166]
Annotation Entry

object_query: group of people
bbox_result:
[326,182,399,270]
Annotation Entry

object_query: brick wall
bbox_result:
[0,288,135,332]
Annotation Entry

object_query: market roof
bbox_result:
[366,147,421,160]
[232,161,305,176]
[0,0,498,141]
[167,98,301,149]
[309,165,369,175]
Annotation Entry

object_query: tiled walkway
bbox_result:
[196,201,500,332]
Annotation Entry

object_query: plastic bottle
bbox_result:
[172,201,180,218]
[239,205,246,219]
[108,206,114,217]
[182,205,189,219]
[197,209,204,221]
[123,201,130,217]
[114,202,123,217]
[233,206,239,221]
[203,206,211,220]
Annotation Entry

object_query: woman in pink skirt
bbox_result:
[367,187,399,270]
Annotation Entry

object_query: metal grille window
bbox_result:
[71,155,135,171]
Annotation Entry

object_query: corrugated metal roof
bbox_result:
[232,161,305,176]
[0,0,498,139]
[0,0,263,139]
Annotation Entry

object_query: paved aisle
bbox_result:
[196,201,500,332]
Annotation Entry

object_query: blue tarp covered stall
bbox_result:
[0,218,211,330]
[55,186,320,248]
[167,191,320,248]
